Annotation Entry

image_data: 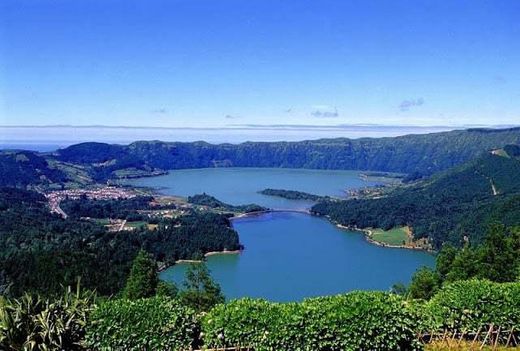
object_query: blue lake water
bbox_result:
[126,168,435,302]
[125,167,378,210]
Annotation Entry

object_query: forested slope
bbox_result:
[0,187,239,296]
[312,148,520,248]
[53,127,520,181]
[0,150,66,188]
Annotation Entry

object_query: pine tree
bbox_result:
[123,250,158,300]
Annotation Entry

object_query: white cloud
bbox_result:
[310,105,339,118]
[398,98,424,111]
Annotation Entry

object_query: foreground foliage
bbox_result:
[202,281,520,351]
[407,224,520,299]
[0,285,95,351]
[85,296,198,351]
[2,280,519,350]
[426,280,520,333]
[203,293,423,351]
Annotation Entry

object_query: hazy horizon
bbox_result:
[3,124,520,151]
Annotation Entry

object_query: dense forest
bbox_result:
[0,187,239,297]
[49,127,520,183]
[312,151,520,248]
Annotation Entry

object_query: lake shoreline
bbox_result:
[334,222,435,253]
[175,249,242,264]
[230,209,433,253]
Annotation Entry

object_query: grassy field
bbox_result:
[125,221,147,229]
[491,148,510,158]
[92,218,110,226]
[371,226,410,246]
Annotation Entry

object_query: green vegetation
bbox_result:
[85,297,198,350]
[0,187,239,297]
[313,153,520,247]
[60,195,155,219]
[178,263,225,313]
[371,226,409,246]
[205,280,520,350]
[0,151,66,188]
[427,280,520,333]
[80,259,221,350]
[203,292,423,351]
[0,284,95,351]
[1,277,519,350]
[187,193,266,213]
[259,188,327,201]
[408,267,441,300]
[123,250,159,300]
[406,225,520,300]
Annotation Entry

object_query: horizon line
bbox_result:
[1,123,519,131]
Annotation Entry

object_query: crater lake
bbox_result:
[126,168,435,301]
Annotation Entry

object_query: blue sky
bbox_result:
[1,0,519,128]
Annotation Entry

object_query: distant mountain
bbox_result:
[312,147,520,248]
[52,127,520,181]
[2,127,520,188]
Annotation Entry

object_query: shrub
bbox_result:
[202,299,290,349]
[426,280,520,332]
[86,296,198,350]
[409,267,441,300]
[203,292,423,351]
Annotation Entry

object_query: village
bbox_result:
[44,185,209,232]
[45,186,137,219]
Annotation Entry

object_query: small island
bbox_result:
[187,193,267,213]
[258,188,329,202]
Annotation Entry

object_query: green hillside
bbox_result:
[52,127,520,181]
[0,151,66,188]
[312,148,520,248]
